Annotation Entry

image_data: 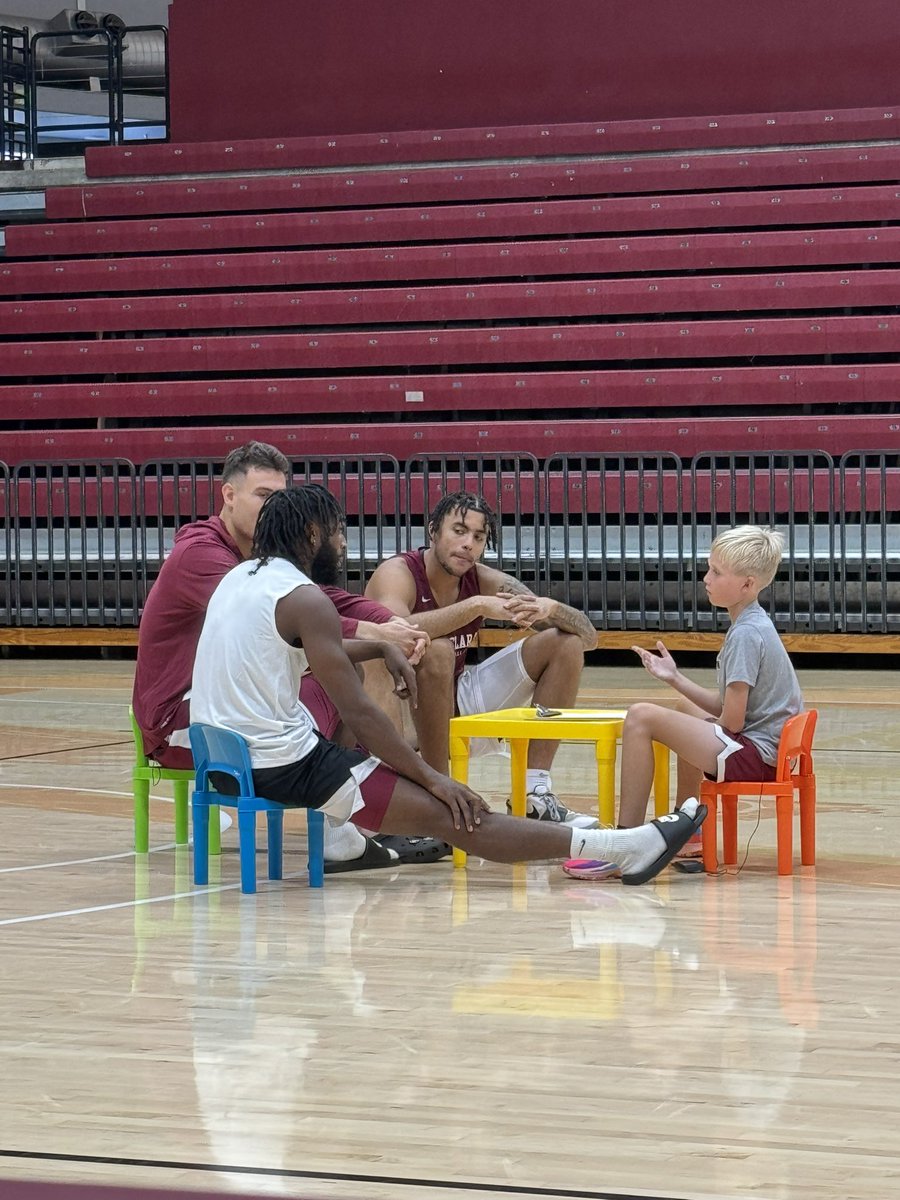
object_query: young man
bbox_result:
[132,441,445,870]
[364,492,600,828]
[190,485,706,884]
[564,525,803,880]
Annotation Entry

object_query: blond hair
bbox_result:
[709,525,784,588]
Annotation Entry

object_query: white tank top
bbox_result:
[191,556,320,768]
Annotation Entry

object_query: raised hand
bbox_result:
[632,640,679,684]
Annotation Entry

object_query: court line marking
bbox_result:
[0,872,310,927]
[0,1147,690,1200]
[0,781,166,801]
[0,845,174,874]
[0,782,182,877]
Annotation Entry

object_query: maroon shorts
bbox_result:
[151,744,194,771]
[145,699,193,770]
[249,735,398,833]
[349,764,397,832]
[705,721,777,783]
[298,673,342,740]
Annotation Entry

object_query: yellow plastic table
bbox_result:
[448,707,670,867]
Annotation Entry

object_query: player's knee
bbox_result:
[417,636,455,681]
[529,626,584,671]
[556,628,585,665]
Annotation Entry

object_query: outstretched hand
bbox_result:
[428,776,492,833]
[632,640,679,684]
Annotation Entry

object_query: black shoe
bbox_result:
[374,835,453,864]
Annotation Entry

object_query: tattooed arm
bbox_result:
[477,566,598,649]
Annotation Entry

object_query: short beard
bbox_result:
[309,541,342,586]
[434,547,464,578]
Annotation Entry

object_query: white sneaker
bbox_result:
[507,784,599,829]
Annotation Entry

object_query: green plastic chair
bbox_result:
[129,706,220,856]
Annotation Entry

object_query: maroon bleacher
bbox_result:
[3,269,900,337]
[3,225,899,298]
[17,144,900,233]
[80,105,900,179]
[1,103,899,469]
[1,415,896,465]
[1,365,896,423]
[8,183,899,260]
[2,314,900,379]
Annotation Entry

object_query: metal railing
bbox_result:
[0,23,168,160]
[0,458,10,625]
[0,25,29,161]
[0,452,897,633]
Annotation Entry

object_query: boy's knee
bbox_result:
[624,701,657,733]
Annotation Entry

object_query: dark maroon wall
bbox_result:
[169,0,900,141]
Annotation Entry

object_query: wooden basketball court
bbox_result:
[0,657,897,1200]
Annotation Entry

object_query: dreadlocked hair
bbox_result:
[427,490,497,550]
[251,484,343,572]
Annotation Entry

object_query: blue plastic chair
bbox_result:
[188,723,325,893]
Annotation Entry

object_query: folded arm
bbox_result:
[483,568,597,650]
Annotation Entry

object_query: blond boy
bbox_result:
[564,526,803,879]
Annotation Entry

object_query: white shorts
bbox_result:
[456,641,536,757]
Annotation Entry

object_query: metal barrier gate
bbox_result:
[1,451,897,636]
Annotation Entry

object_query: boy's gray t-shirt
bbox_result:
[717,600,803,764]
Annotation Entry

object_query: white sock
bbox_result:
[526,769,552,794]
[324,820,369,862]
[568,798,700,875]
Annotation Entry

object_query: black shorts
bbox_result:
[212,732,397,832]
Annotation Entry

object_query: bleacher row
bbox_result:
[0,104,898,646]
[1,103,899,470]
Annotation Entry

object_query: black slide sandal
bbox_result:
[323,836,399,874]
[374,835,453,864]
[621,805,708,886]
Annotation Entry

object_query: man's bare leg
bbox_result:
[362,659,408,739]
[363,638,456,769]
[372,777,703,879]
[409,638,457,772]
[521,628,583,770]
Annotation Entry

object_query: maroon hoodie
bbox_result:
[132,515,392,759]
